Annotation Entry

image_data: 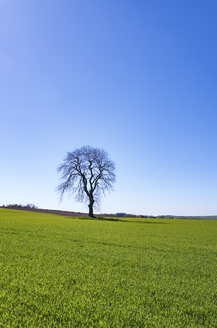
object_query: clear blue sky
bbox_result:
[1,0,217,215]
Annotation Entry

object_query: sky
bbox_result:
[0,0,217,216]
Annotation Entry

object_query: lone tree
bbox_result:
[57,146,116,217]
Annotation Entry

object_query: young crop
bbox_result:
[0,209,216,327]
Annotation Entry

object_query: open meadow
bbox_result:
[0,209,216,327]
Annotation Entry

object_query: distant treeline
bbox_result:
[102,212,173,218]
[2,204,38,209]
[102,213,217,220]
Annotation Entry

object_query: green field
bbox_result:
[0,209,216,327]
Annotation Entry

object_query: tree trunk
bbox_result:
[88,198,95,218]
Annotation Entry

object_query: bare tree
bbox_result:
[57,146,116,217]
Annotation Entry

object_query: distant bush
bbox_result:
[26,204,38,209]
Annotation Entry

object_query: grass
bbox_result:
[0,208,216,327]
